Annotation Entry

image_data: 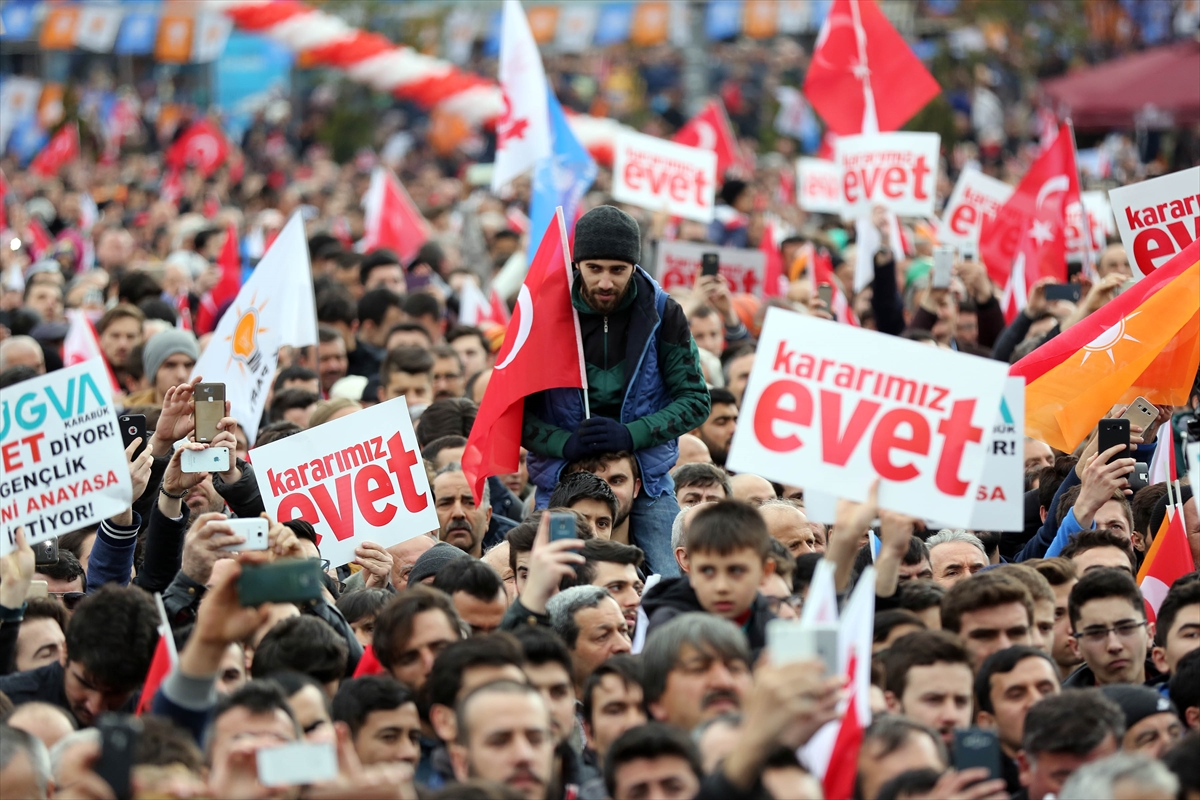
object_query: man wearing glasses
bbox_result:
[1064,567,1156,688]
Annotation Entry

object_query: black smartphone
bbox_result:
[237,559,325,607]
[549,512,577,543]
[1097,418,1131,463]
[193,383,226,444]
[119,414,147,460]
[953,728,1001,783]
[95,713,142,800]
[33,538,59,567]
[1044,283,1081,303]
[700,252,720,277]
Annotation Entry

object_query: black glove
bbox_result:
[577,416,634,454]
[563,430,590,463]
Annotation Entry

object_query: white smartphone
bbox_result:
[932,245,956,289]
[180,446,230,474]
[959,242,977,262]
[767,619,839,674]
[256,741,338,787]
[220,518,269,552]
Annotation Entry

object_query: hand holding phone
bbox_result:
[1097,418,1131,464]
[817,283,834,309]
[952,728,1002,783]
[237,559,325,607]
[548,512,578,544]
[181,446,231,474]
[932,245,956,289]
[1044,283,1082,303]
[766,619,839,674]
[119,414,147,460]
[700,252,720,277]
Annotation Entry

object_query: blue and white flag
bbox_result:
[529,87,597,256]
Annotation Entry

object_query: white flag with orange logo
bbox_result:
[190,212,317,445]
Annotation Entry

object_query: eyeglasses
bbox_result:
[765,595,804,615]
[1072,620,1147,644]
[51,591,86,610]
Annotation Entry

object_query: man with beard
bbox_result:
[449,680,556,800]
[691,388,738,468]
[433,465,491,558]
[563,452,641,547]
[522,206,710,580]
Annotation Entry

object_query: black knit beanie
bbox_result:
[572,205,641,265]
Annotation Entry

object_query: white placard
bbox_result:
[652,240,767,296]
[797,157,844,214]
[967,376,1025,532]
[836,132,940,219]
[938,167,1013,248]
[252,396,439,567]
[726,308,1008,527]
[612,130,717,223]
[1108,167,1200,280]
[1,359,132,555]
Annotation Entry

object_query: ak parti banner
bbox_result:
[727,308,1009,527]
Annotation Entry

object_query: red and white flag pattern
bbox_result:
[673,99,747,179]
[491,0,552,192]
[980,123,1080,320]
[166,120,229,177]
[63,310,122,394]
[30,124,80,178]
[358,167,431,267]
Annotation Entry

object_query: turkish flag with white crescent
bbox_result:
[803,0,940,136]
[979,123,1079,320]
[673,99,747,179]
[63,310,122,394]
[165,120,229,177]
[358,167,431,266]
[462,207,586,503]
[491,0,552,192]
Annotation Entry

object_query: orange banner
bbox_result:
[631,2,670,46]
[526,5,559,45]
[39,6,80,50]
[155,15,195,63]
[743,0,779,39]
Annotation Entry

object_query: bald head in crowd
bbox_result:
[0,337,46,374]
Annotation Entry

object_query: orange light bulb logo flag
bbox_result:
[225,295,267,374]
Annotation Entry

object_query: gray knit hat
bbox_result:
[572,205,641,266]
[407,541,470,586]
[143,329,200,383]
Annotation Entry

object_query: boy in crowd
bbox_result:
[640,501,775,650]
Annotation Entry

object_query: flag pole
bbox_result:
[1065,118,1096,280]
[558,206,590,419]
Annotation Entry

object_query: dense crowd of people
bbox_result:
[1,7,1200,798]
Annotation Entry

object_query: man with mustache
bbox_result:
[433,464,491,558]
[642,613,753,732]
[523,206,711,579]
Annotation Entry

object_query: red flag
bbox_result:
[803,0,940,135]
[62,310,122,393]
[980,124,1079,320]
[135,634,173,716]
[195,223,240,335]
[673,99,747,178]
[166,120,229,177]
[352,643,385,678]
[811,244,860,326]
[175,294,193,332]
[358,167,430,266]
[761,218,786,298]
[26,217,52,259]
[462,208,586,503]
[1137,505,1195,622]
[29,124,80,178]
